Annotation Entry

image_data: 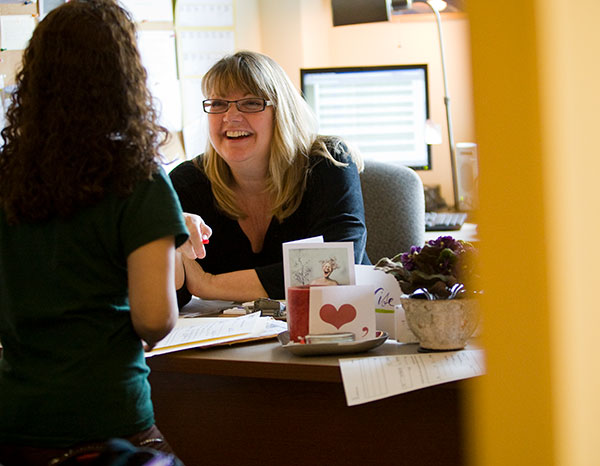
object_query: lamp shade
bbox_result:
[331,0,391,26]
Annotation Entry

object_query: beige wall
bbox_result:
[235,0,475,207]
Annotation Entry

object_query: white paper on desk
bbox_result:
[0,15,36,51]
[179,296,236,318]
[339,349,485,406]
[145,312,274,357]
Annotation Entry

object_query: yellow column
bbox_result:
[467,1,554,465]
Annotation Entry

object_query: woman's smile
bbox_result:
[208,92,274,167]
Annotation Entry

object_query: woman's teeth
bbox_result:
[226,131,250,138]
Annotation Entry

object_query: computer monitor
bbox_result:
[301,64,431,170]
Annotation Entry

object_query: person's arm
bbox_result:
[175,212,212,289]
[182,255,268,302]
[127,236,179,350]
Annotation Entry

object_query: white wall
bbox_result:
[235,0,262,51]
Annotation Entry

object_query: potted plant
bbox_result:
[374,236,481,351]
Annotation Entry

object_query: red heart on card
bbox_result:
[319,304,357,330]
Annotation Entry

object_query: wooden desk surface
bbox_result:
[147,338,477,466]
[147,337,455,383]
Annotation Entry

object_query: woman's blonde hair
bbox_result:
[200,50,362,221]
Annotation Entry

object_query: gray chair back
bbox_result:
[360,160,425,262]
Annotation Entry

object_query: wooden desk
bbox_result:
[148,339,474,466]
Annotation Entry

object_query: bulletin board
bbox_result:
[0,2,37,86]
[0,0,236,165]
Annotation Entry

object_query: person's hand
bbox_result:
[179,213,212,260]
[142,340,155,352]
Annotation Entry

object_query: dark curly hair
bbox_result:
[0,0,169,225]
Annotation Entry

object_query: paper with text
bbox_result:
[339,349,485,406]
[175,0,234,27]
[145,312,283,357]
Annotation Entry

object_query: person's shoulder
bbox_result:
[308,136,355,171]
[316,136,354,162]
[169,155,203,178]
[169,155,208,190]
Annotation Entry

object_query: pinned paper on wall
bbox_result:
[178,29,234,78]
[138,30,178,80]
[173,0,235,160]
[137,30,182,131]
[175,0,233,27]
[119,0,174,23]
[0,15,36,51]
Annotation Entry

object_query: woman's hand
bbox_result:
[179,213,212,260]
[142,340,156,352]
[175,213,212,290]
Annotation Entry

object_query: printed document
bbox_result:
[339,349,485,406]
[145,312,286,358]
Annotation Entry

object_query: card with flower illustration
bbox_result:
[308,285,375,341]
[282,241,355,301]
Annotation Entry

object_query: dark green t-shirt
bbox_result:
[0,168,188,447]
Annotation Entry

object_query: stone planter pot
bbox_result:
[399,297,480,351]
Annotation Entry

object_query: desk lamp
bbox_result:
[331,0,460,210]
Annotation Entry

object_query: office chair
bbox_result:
[360,159,425,263]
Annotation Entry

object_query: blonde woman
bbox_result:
[171,51,369,305]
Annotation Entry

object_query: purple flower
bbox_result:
[374,235,480,300]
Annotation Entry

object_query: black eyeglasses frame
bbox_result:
[202,98,273,114]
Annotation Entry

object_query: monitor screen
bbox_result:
[301,64,431,170]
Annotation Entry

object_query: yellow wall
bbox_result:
[467,0,554,463]
[469,0,600,465]
[537,1,600,464]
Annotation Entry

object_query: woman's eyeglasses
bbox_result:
[202,98,273,114]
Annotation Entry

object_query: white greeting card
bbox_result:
[355,264,414,341]
[308,285,375,341]
[282,240,355,301]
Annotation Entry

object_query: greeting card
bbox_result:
[307,285,375,341]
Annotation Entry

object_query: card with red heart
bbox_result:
[308,285,376,341]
